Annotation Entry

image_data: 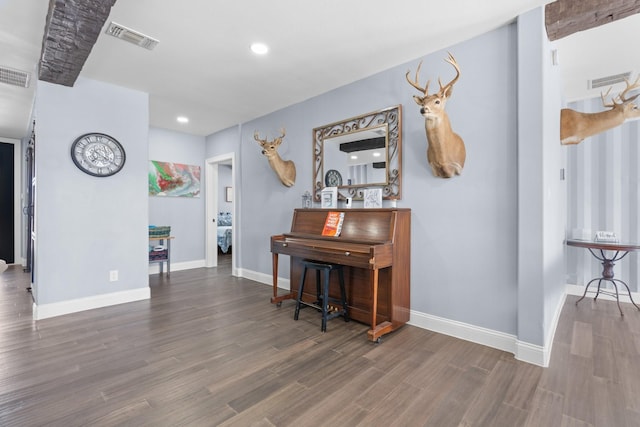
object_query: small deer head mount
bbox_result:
[254,128,296,187]
[561,76,640,145]
[406,52,466,178]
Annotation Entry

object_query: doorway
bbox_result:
[205,153,236,275]
[0,139,21,265]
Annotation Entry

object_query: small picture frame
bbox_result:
[225,187,233,202]
[321,187,338,209]
[363,188,382,209]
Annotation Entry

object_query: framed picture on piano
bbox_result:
[321,186,338,208]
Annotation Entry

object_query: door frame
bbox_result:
[205,152,236,275]
[1,137,22,265]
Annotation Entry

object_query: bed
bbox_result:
[217,212,232,253]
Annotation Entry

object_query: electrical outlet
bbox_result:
[109,270,118,282]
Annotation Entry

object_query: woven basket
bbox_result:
[149,226,171,238]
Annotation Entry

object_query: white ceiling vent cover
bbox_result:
[105,22,159,50]
[588,71,632,89]
[0,66,30,88]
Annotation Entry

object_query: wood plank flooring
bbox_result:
[1,258,639,426]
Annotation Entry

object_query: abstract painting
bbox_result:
[149,160,201,197]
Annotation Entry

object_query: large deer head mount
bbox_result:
[406,52,466,178]
[254,128,296,187]
[561,76,640,145]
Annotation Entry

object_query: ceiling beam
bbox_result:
[38,0,117,87]
[545,0,640,41]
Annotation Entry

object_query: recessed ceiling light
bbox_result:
[350,155,358,160]
[251,42,269,55]
[373,152,382,157]
[177,116,189,124]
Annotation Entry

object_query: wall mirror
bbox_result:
[313,105,402,202]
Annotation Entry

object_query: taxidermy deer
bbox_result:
[561,76,640,145]
[254,128,296,187]
[406,52,466,178]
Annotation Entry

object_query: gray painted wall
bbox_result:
[34,77,149,304]
[205,10,565,346]
[148,127,206,263]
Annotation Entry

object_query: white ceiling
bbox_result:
[0,0,637,140]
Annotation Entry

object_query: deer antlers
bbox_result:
[405,52,460,97]
[601,76,640,108]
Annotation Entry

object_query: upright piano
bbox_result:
[270,208,410,342]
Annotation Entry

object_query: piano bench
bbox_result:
[294,260,349,332]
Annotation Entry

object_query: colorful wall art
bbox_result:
[149,160,201,197]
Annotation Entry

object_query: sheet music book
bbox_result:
[321,211,345,236]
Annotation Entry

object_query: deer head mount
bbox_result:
[561,76,640,145]
[406,52,466,178]
[254,128,296,187]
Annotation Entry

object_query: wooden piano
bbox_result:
[270,208,410,342]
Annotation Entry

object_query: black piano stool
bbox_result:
[294,260,349,332]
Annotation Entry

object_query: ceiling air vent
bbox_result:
[588,71,632,89]
[0,66,31,88]
[105,22,159,50]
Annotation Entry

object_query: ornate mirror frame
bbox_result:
[313,104,402,202]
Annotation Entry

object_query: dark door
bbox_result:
[0,142,14,263]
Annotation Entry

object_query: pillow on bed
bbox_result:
[218,212,232,226]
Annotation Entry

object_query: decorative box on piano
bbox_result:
[270,208,410,342]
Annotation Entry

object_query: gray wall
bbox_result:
[205,9,565,347]
[566,97,640,290]
[148,127,206,264]
[34,77,149,304]
[218,165,232,212]
[516,8,566,346]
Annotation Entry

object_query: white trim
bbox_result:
[566,283,640,303]
[33,287,150,320]
[204,153,236,272]
[148,259,205,275]
[239,268,289,289]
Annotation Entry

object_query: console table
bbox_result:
[566,239,640,315]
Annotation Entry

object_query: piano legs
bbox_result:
[270,253,294,306]
[271,253,397,342]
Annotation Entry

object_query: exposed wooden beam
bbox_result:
[38,0,117,87]
[545,0,640,40]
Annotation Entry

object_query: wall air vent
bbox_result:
[0,66,31,88]
[588,71,632,89]
[105,22,159,50]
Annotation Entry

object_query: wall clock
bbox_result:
[324,169,342,187]
[71,133,126,177]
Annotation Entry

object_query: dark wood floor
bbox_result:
[1,257,639,426]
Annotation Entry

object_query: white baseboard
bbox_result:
[239,268,289,290]
[148,259,205,275]
[33,287,150,320]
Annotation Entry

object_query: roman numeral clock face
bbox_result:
[71,133,126,177]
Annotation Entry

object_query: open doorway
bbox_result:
[205,153,236,275]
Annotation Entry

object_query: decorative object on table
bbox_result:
[324,169,342,187]
[321,186,338,209]
[148,225,171,238]
[594,230,618,243]
[70,132,126,177]
[321,211,345,236]
[301,191,312,208]
[363,188,382,208]
[561,75,640,145]
[225,186,233,202]
[149,160,201,197]
[406,52,465,178]
[254,128,296,187]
